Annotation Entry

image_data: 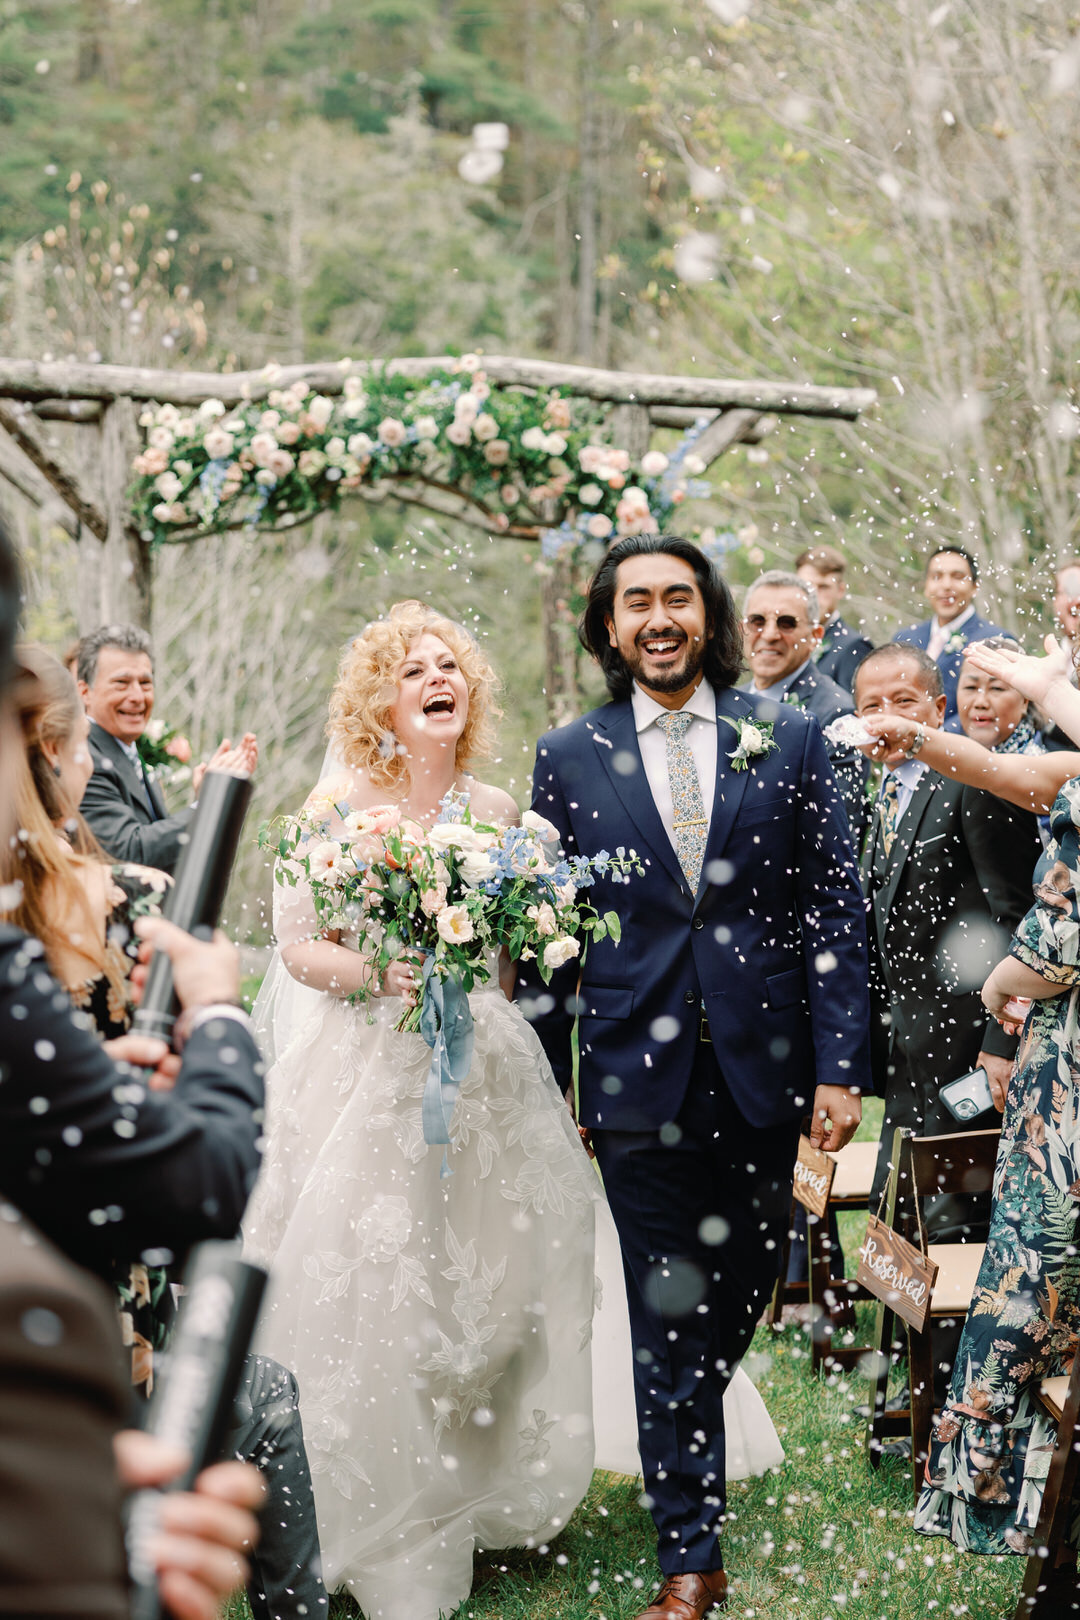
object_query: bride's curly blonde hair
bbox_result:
[327,601,501,791]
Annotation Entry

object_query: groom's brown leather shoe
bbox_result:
[636,1569,728,1619]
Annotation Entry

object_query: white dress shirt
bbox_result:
[632,677,717,856]
[927,604,975,662]
[883,758,928,823]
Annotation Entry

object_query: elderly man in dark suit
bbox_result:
[523,535,869,1620]
[892,546,1005,729]
[795,543,874,694]
[742,569,870,849]
[77,623,257,873]
[855,642,1042,1414]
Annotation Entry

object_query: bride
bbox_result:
[244,602,600,1620]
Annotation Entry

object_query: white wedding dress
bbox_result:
[244,870,601,1620]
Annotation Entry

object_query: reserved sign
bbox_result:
[792,1134,837,1218]
[856,1213,939,1332]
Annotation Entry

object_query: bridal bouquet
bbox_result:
[261,790,637,1170]
[260,789,637,1032]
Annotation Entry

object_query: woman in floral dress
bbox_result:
[913,775,1080,1553]
[857,633,1080,1559]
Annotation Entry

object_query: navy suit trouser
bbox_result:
[591,1044,800,1574]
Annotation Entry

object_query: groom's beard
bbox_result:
[623,632,706,695]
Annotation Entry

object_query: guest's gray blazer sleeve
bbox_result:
[80,759,193,872]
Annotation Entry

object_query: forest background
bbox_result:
[2,0,1079,932]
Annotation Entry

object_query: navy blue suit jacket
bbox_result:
[815,615,874,694]
[524,685,872,1132]
[892,611,1005,728]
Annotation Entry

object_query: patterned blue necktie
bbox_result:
[656,710,707,890]
[878,772,901,856]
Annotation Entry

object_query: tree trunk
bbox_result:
[574,0,601,362]
[86,399,152,630]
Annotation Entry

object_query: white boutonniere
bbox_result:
[945,629,967,654]
[721,715,780,772]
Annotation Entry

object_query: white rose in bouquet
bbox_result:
[307,839,349,887]
[428,821,483,853]
[436,904,475,944]
[526,901,558,937]
[544,935,581,969]
[458,847,497,887]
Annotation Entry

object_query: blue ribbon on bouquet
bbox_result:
[418,954,474,1178]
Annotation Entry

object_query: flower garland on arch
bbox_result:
[128,355,712,550]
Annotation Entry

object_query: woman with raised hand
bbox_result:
[861,635,1080,1567]
[244,601,600,1620]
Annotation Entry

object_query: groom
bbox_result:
[521,536,870,1618]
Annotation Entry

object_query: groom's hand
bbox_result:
[809,1084,861,1152]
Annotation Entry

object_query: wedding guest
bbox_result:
[0,524,263,1620]
[892,546,1005,728]
[77,623,257,873]
[742,569,869,848]
[1040,560,1080,753]
[4,643,327,1620]
[525,535,868,1620]
[794,543,873,693]
[855,644,1042,1414]
[863,638,1080,1601]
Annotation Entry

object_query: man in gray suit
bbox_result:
[77,624,256,872]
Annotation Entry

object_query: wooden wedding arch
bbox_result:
[0,352,876,720]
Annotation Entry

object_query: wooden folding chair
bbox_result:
[866,1125,999,1498]
[768,1138,878,1370]
[1014,1347,1080,1618]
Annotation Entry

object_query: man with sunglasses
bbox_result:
[742,571,869,848]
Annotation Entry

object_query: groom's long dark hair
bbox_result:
[579,534,744,702]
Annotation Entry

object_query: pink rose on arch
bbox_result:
[578,444,606,475]
[164,734,193,764]
[483,439,510,466]
[276,420,302,446]
[377,417,407,448]
[267,449,296,478]
[586,513,613,539]
[136,446,170,477]
[250,432,278,467]
[607,448,631,473]
[446,420,472,446]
